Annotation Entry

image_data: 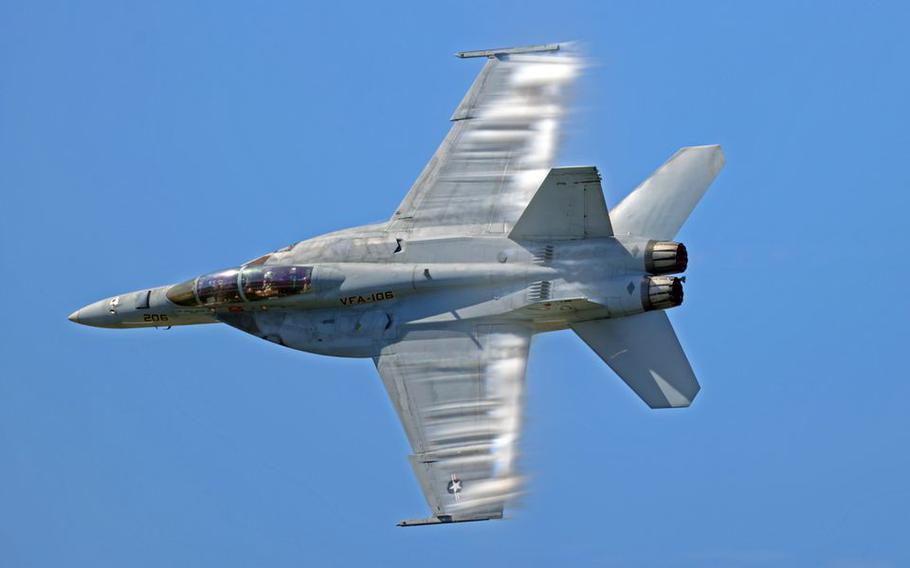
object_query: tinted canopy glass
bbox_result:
[167,265,313,307]
[241,266,312,300]
[197,269,242,305]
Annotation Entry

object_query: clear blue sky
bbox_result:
[2,2,909,567]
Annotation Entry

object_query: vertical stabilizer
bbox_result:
[611,145,725,240]
[509,166,612,240]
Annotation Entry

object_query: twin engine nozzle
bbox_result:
[645,240,688,275]
[643,275,684,311]
[643,241,687,311]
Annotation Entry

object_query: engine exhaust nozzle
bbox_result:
[645,241,688,275]
[643,275,684,311]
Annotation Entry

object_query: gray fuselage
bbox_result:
[69,222,684,358]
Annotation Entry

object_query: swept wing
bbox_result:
[374,324,531,526]
[389,43,583,236]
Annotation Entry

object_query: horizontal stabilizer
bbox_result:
[611,145,725,240]
[509,166,612,240]
[571,312,700,408]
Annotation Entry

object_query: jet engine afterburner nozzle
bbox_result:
[645,241,688,275]
[642,275,684,311]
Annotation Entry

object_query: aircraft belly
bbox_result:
[216,308,390,358]
[218,276,544,357]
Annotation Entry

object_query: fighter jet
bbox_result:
[69,43,724,526]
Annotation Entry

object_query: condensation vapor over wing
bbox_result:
[390,45,585,236]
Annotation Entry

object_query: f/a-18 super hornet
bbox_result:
[69,43,724,526]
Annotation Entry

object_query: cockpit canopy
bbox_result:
[167,265,313,307]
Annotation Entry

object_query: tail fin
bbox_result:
[611,145,725,240]
[509,166,612,240]
[571,312,699,408]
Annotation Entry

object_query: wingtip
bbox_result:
[454,43,562,59]
[710,145,726,174]
[397,513,503,527]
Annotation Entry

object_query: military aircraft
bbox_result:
[69,43,724,526]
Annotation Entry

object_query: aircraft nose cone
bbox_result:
[68,298,123,328]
